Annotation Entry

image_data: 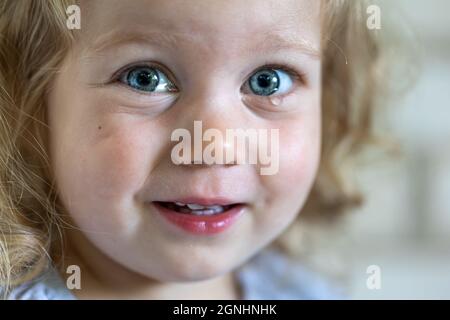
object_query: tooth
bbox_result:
[192,209,216,216]
[175,202,186,206]
[208,205,223,210]
[187,203,206,210]
[212,207,225,214]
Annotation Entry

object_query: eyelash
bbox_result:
[110,62,307,94]
[251,62,307,86]
[110,63,177,92]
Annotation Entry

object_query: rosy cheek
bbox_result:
[55,125,151,232]
[73,125,150,201]
[263,123,320,201]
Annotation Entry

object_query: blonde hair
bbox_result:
[0,0,392,294]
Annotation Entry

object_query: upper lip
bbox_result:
[154,197,243,206]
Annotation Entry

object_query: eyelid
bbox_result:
[109,62,179,89]
[241,63,307,99]
[249,63,307,86]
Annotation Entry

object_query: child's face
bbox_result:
[48,0,321,281]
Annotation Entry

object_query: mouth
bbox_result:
[154,201,237,216]
[151,200,246,235]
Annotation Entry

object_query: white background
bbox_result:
[346,0,450,299]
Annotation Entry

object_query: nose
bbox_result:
[169,91,250,168]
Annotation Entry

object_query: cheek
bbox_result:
[283,127,320,190]
[252,119,320,241]
[260,110,321,221]
[83,127,150,199]
[68,130,145,199]
[52,118,163,229]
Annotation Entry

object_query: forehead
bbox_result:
[79,0,321,53]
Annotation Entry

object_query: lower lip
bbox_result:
[152,202,245,235]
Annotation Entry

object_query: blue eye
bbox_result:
[248,68,293,96]
[120,66,176,93]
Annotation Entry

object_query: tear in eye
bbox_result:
[119,66,177,93]
[248,68,293,97]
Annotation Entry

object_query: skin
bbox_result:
[47,0,322,299]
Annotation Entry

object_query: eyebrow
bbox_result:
[88,30,320,59]
[249,32,320,59]
[89,31,197,54]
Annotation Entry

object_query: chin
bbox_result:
[148,257,234,283]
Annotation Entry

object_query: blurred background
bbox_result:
[346,0,450,299]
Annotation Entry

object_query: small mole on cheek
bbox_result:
[98,125,102,130]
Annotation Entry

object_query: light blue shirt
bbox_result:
[3,249,343,300]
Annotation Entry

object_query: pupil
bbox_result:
[137,71,152,86]
[257,74,272,88]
